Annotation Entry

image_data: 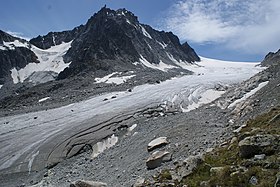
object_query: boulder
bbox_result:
[133,177,145,187]
[70,180,107,187]
[238,134,280,158]
[147,137,168,151]
[254,154,266,160]
[210,167,225,176]
[146,150,172,169]
[172,155,203,181]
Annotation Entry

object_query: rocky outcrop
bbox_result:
[261,49,280,67]
[147,137,168,151]
[70,180,107,187]
[172,155,203,181]
[30,25,83,49]
[238,134,280,158]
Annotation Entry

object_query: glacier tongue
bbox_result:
[0,56,266,174]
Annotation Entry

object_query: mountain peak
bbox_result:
[0,30,17,44]
[87,6,139,27]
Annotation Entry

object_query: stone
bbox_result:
[70,180,107,187]
[210,167,225,176]
[146,150,172,169]
[254,154,265,160]
[249,176,258,185]
[230,137,238,144]
[147,137,168,151]
[238,134,280,158]
[133,177,145,187]
[172,155,203,181]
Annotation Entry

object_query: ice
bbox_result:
[139,55,177,71]
[180,89,225,112]
[140,25,152,39]
[28,151,39,174]
[0,85,2,89]
[91,134,118,158]
[10,41,72,84]
[228,81,269,108]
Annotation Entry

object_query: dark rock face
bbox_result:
[58,7,200,79]
[0,30,39,84]
[0,30,18,44]
[29,25,84,49]
[261,49,280,66]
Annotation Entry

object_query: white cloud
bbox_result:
[162,0,280,54]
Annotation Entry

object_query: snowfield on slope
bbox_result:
[10,41,72,84]
[0,57,265,174]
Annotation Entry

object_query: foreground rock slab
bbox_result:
[146,150,172,169]
[147,137,168,151]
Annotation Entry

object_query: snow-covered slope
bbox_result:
[10,41,72,84]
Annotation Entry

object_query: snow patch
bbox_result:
[157,41,168,48]
[95,72,135,85]
[127,124,137,132]
[0,46,6,50]
[38,97,50,103]
[91,134,118,158]
[133,62,140,66]
[1,40,29,50]
[147,43,152,49]
[10,41,72,84]
[228,81,269,108]
[140,25,152,39]
[52,33,56,46]
[105,75,135,85]
[139,55,176,72]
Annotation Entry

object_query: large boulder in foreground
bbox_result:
[238,134,280,158]
[146,150,172,169]
[147,137,168,151]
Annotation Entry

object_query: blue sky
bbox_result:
[1,0,279,62]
